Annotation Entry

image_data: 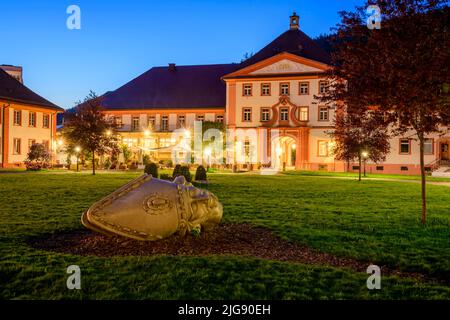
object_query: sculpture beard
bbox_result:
[81,174,223,241]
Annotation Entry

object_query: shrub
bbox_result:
[25,143,50,171]
[180,165,192,182]
[195,165,207,181]
[172,164,182,178]
[142,154,151,166]
[144,162,158,178]
[103,158,111,170]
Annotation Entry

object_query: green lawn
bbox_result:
[0,172,449,299]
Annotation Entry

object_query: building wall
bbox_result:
[1,101,58,167]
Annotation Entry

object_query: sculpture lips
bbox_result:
[81,174,223,241]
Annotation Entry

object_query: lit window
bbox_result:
[243,108,252,122]
[161,116,169,131]
[319,81,328,94]
[243,84,252,96]
[318,141,329,157]
[216,115,224,123]
[299,107,308,121]
[318,106,329,121]
[43,114,50,128]
[147,115,155,129]
[299,82,309,95]
[280,83,290,95]
[13,138,21,155]
[132,116,140,131]
[28,139,36,152]
[114,116,123,128]
[29,112,36,127]
[261,83,271,96]
[13,110,21,126]
[178,115,185,127]
[424,138,434,155]
[280,108,289,121]
[244,140,251,157]
[261,108,270,122]
[42,140,49,151]
[400,138,410,154]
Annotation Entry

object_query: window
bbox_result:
[424,138,434,155]
[178,115,185,127]
[352,166,360,170]
[299,82,309,95]
[401,166,409,171]
[114,116,123,128]
[243,84,252,96]
[244,140,251,157]
[318,140,329,157]
[216,115,224,123]
[318,106,329,121]
[43,114,50,128]
[261,83,271,96]
[13,110,21,126]
[147,115,155,129]
[42,140,49,151]
[261,108,270,122]
[280,83,290,95]
[13,138,21,155]
[280,108,289,121]
[319,81,328,94]
[29,112,36,127]
[197,115,204,122]
[376,166,384,171]
[132,116,140,131]
[299,107,308,121]
[243,108,252,122]
[161,116,169,131]
[400,138,411,154]
[28,139,36,152]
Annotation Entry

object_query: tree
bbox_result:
[330,108,391,181]
[322,0,450,224]
[63,91,119,175]
[25,143,50,171]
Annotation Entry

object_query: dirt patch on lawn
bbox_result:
[28,223,445,285]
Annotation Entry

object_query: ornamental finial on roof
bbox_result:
[290,12,299,30]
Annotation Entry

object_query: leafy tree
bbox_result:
[330,109,391,181]
[144,162,158,178]
[322,0,450,223]
[64,91,119,175]
[25,143,50,171]
[172,164,182,177]
[180,165,192,182]
[195,165,208,181]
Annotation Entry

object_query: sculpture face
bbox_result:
[81,174,223,241]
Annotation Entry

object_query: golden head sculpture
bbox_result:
[81,174,223,241]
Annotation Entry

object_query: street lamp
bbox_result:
[75,146,81,172]
[106,130,112,136]
[361,151,369,177]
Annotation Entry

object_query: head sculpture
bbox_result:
[82,174,223,241]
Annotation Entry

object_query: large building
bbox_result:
[61,13,448,174]
[0,67,63,168]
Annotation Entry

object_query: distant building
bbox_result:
[0,68,63,168]
[0,65,23,84]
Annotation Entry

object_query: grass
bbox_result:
[0,172,449,299]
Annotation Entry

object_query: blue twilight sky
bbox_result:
[0,0,365,109]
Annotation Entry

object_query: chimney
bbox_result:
[168,63,176,72]
[290,12,299,30]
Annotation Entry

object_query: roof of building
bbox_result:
[239,29,331,68]
[0,69,62,111]
[101,64,240,110]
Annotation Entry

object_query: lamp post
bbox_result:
[361,151,369,177]
[75,146,81,172]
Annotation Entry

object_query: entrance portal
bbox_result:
[272,136,297,170]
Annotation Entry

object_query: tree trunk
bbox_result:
[92,150,96,175]
[418,134,426,224]
[358,155,362,181]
